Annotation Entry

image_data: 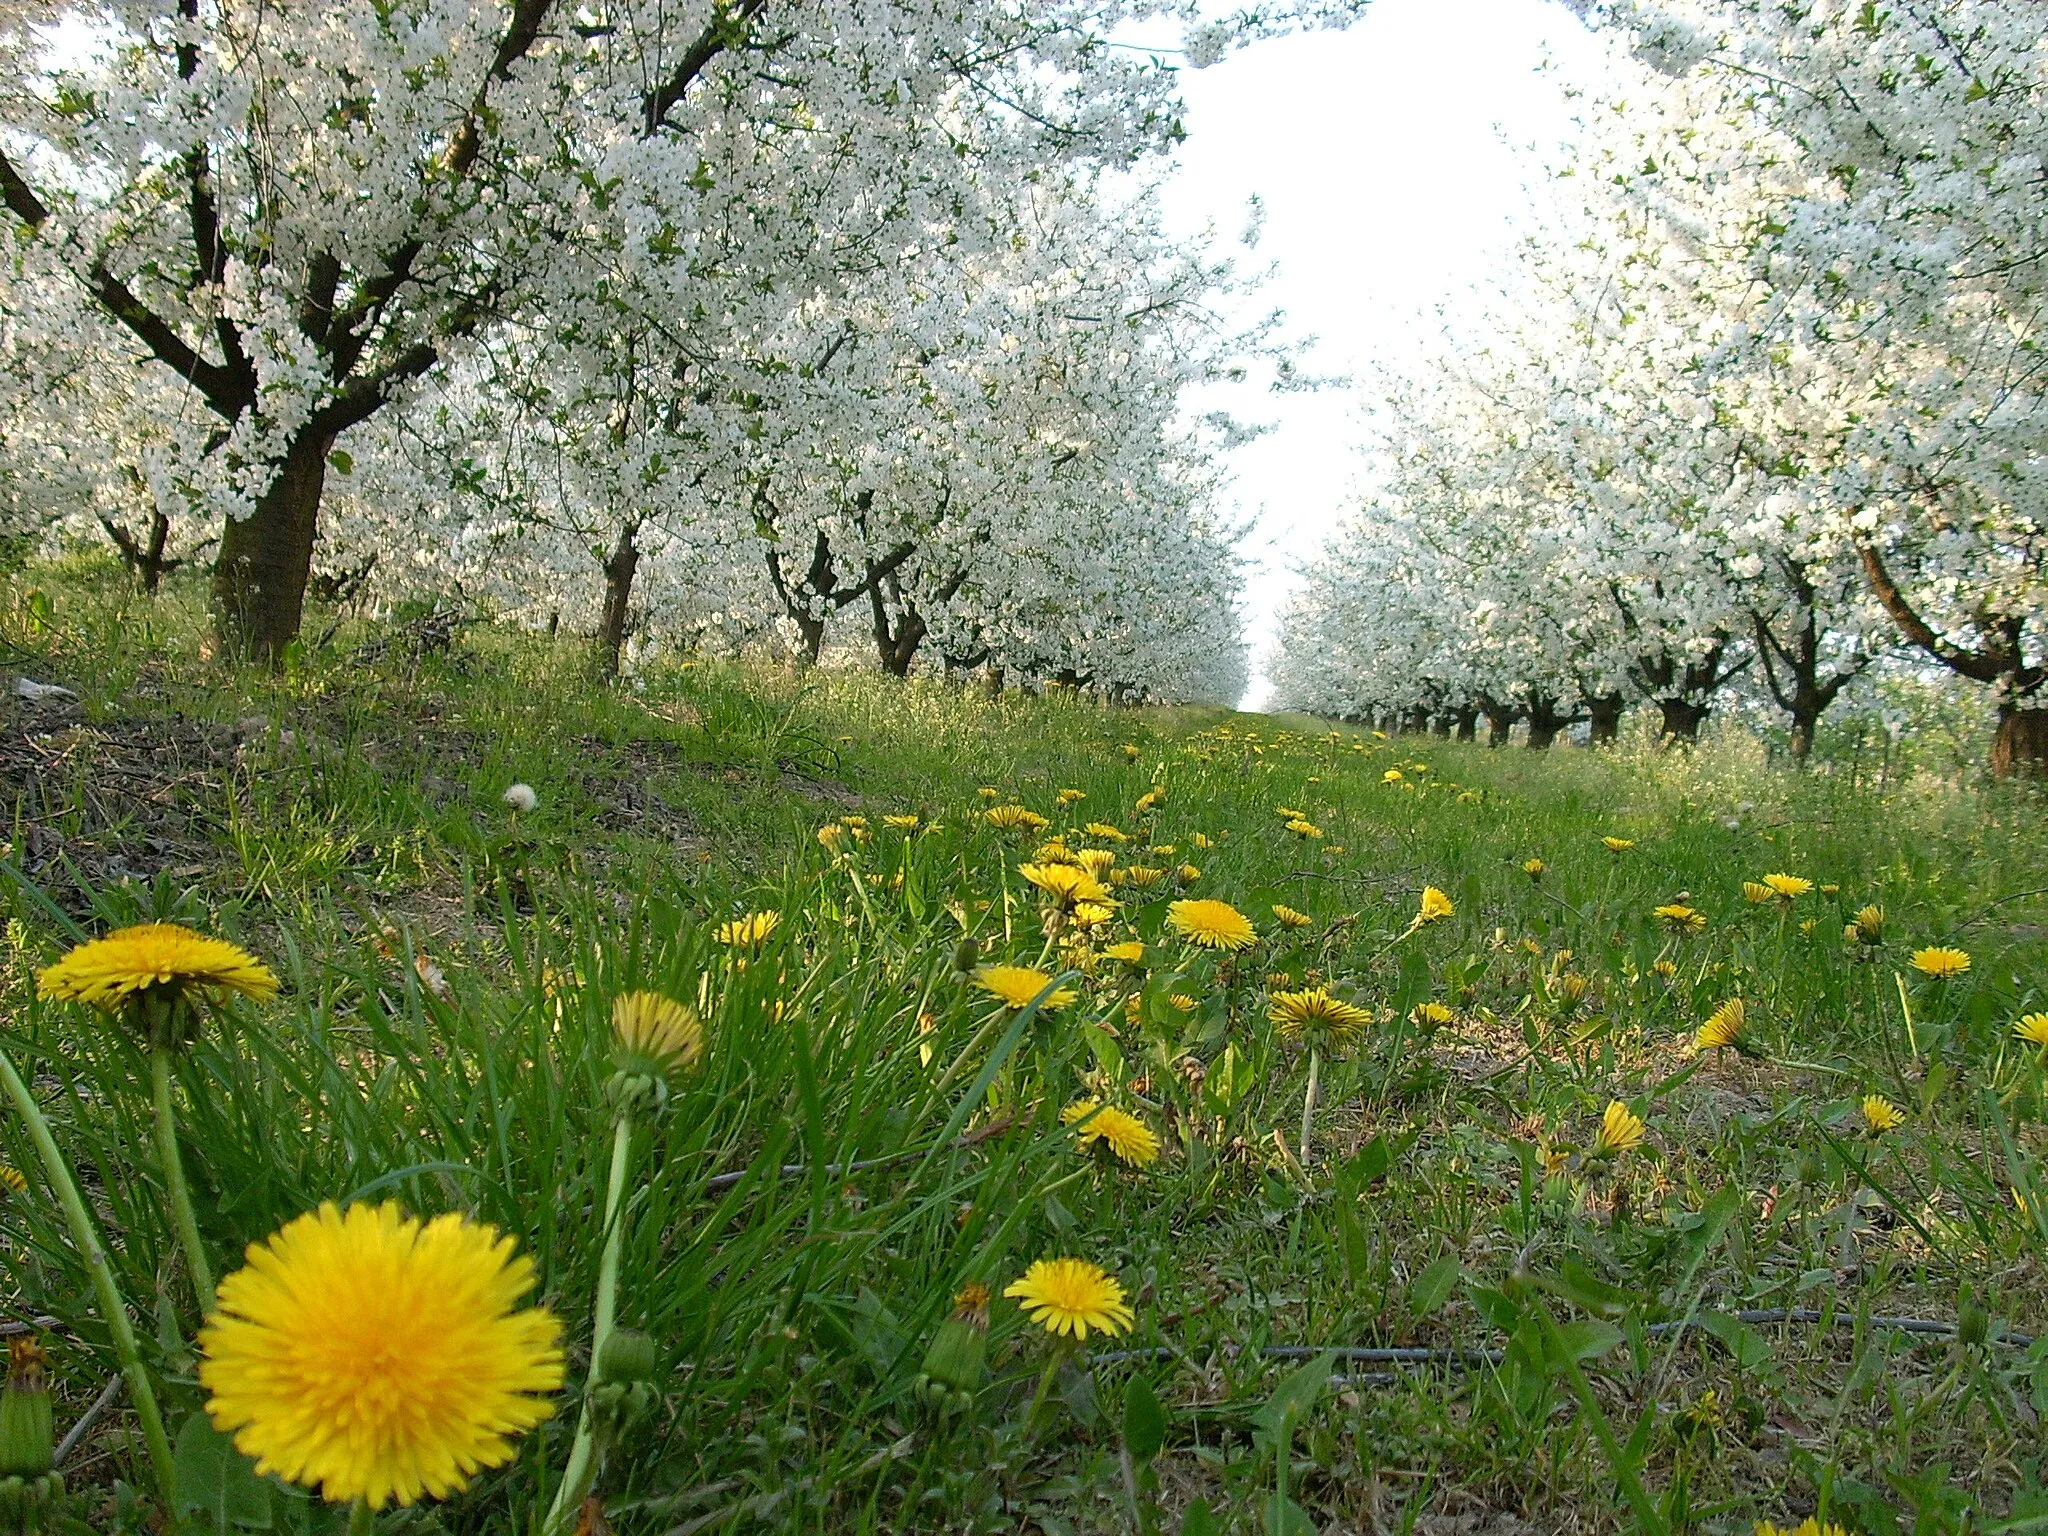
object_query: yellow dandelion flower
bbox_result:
[1652,958,1678,979]
[1268,988,1373,1052]
[1523,858,1546,879]
[977,787,1000,800]
[1761,873,1812,900]
[816,823,846,852]
[1061,1100,1161,1167]
[1192,833,1214,850]
[1756,1520,1851,1536]
[1861,1094,1904,1134]
[1033,840,1080,866]
[973,965,1077,1011]
[985,804,1049,832]
[1122,744,1141,762]
[1056,789,1087,806]
[1085,822,1129,843]
[714,911,780,946]
[1271,905,1312,929]
[1075,848,1116,877]
[882,814,920,831]
[199,1201,563,1508]
[1417,887,1455,924]
[1284,818,1323,839]
[1004,1258,1134,1340]
[0,1164,25,1196]
[1122,865,1166,888]
[2012,1013,2048,1048]
[1148,844,1177,856]
[1168,992,1200,1011]
[610,991,702,1075]
[1020,863,1111,911]
[1134,789,1163,813]
[1177,863,1202,882]
[1166,899,1257,952]
[1695,998,1746,1051]
[1910,947,1970,980]
[1410,1001,1454,1030]
[1104,941,1146,965]
[1655,903,1708,933]
[1382,769,1404,784]
[38,922,278,1013]
[1602,837,1635,853]
[1741,881,1774,904]
[1274,806,1306,820]
[1071,901,1117,929]
[1591,1101,1647,1157]
[1848,904,1885,945]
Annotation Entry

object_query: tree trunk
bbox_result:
[1479,698,1516,747]
[868,570,929,677]
[1401,705,1431,735]
[596,521,641,679]
[1430,715,1453,739]
[1787,714,1816,761]
[1452,706,1478,742]
[1586,692,1624,745]
[1525,694,1576,750]
[210,430,334,664]
[101,508,183,593]
[1658,698,1709,743]
[1992,706,2048,778]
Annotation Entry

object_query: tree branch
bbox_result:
[1855,538,2005,683]
[644,0,771,136]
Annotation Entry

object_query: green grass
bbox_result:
[3,570,2048,1536]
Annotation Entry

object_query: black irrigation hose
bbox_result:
[1089,1307,2036,1376]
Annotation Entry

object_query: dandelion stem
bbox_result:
[1023,1346,1068,1436]
[547,1108,635,1533]
[348,1498,375,1536]
[1298,1048,1321,1165]
[151,1041,215,1309]
[0,1045,177,1513]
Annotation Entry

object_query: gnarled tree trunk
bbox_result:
[1452,705,1478,742]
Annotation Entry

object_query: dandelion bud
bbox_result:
[598,1329,660,1384]
[0,1340,53,1480]
[1956,1299,1989,1348]
[952,937,981,974]
[915,1283,992,1410]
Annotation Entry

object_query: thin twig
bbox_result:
[1086,1307,2033,1375]
[54,1374,124,1467]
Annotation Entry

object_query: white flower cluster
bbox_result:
[0,0,1349,703]
[1274,0,2048,769]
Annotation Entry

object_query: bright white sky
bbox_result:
[1154,0,1618,708]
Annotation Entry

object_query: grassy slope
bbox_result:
[3,574,2047,1536]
